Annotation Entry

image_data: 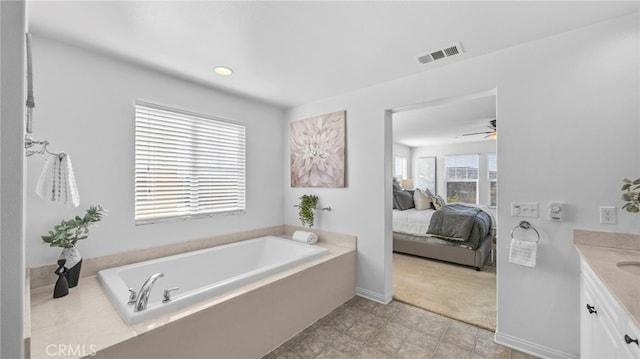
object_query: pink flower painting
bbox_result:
[290,111,346,188]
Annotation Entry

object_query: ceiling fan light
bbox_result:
[490,132,497,139]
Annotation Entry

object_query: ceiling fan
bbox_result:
[462,119,496,138]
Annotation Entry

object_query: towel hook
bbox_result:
[293,204,331,211]
[510,220,541,243]
[24,135,65,158]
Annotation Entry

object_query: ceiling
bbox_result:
[393,92,497,147]
[28,1,640,110]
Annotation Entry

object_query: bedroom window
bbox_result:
[134,101,246,224]
[394,156,408,181]
[445,154,479,204]
[488,153,497,207]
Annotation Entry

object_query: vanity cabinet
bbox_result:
[580,258,640,359]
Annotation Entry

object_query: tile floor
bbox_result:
[263,296,538,359]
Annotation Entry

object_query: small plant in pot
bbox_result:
[298,195,318,228]
[622,178,640,213]
[41,204,106,288]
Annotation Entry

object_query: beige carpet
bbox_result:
[393,252,497,331]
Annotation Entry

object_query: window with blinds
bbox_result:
[445,154,479,204]
[135,101,246,224]
[488,153,497,207]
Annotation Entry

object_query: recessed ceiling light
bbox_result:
[214,66,234,76]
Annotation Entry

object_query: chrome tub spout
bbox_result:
[134,272,164,312]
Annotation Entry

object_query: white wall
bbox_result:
[411,140,496,206]
[1,1,26,357]
[284,13,640,358]
[26,36,285,267]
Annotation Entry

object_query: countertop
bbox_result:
[574,229,640,329]
[28,237,355,359]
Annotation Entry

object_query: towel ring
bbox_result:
[510,221,540,243]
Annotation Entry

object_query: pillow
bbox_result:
[413,188,431,210]
[393,190,415,210]
[431,194,446,210]
[392,181,402,192]
[392,180,402,209]
[393,177,402,191]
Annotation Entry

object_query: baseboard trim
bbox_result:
[356,287,392,304]
[495,330,578,359]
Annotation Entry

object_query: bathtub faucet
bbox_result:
[134,272,165,312]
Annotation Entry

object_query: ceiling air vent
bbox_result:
[418,42,464,64]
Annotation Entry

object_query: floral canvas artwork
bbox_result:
[290,110,346,188]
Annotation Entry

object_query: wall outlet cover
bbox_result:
[599,206,616,224]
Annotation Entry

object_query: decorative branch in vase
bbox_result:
[41,204,106,290]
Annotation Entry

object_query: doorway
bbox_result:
[389,89,498,331]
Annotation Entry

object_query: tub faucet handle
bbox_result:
[127,288,137,304]
[162,287,180,303]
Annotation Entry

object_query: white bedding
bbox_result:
[393,204,496,237]
[392,208,435,236]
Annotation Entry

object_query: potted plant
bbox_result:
[41,204,106,288]
[298,195,318,227]
[622,178,640,213]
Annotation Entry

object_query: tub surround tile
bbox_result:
[29,278,136,359]
[30,225,356,290]
[284,225,357,249]
[29,238,355,359]
[573,229,640,329]
[29,225,286,289]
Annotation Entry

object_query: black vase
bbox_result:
[59,247,82,288]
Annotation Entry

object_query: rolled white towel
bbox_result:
[292,230,318,244]
[508,237,537,268]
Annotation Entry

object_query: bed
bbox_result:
[392,187,495,270]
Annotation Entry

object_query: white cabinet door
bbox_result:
[618,318,640,359]
[581,277,618,359]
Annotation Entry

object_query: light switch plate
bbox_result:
[511,202,539,218]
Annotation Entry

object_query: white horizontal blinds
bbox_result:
[135,102,246,224]
[488,153,497,180]
[445,154,479,180]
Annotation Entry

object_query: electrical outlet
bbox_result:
[599,206,617,224]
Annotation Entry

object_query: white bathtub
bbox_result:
[97,236,329,324]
